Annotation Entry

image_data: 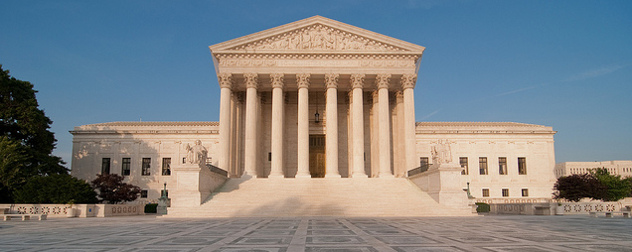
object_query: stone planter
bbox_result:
[66,207,76,218]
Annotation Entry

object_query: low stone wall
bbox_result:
[0,203,144,218]
[489,203,554,215]
[555,201,626,215]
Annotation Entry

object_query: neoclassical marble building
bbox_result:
[71,16,557,211]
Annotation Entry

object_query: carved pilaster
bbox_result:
[244,73,259,89]
[400,74,417,90]
[375,73,391,90]
[325,73,339,89]
[218,73,233,89]
[296,73,310,89]
[350,73,365,89]
[270,73,284,89]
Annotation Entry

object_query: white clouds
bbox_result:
[563,64,626,82]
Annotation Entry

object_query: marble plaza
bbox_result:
[1,215,631,251]
[70,16,557,216]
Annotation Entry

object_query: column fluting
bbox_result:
[218,73,233,172]
[269,73,285,178]
[350,74,367,178]
[243,73,259,177]
[296,73,311,178]
[376,74,393,178]
[325,73,341,178]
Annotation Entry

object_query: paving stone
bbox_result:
[0,215,630,251]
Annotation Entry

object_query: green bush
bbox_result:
[13,174,98,204]
[145,203,158,213]
[476,202,490,213]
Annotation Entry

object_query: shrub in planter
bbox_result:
[145,203,158,213]
[475,202,490,213]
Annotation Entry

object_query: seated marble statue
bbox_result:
[432,139,452,165]
[185,140,208,166]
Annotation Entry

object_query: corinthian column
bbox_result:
[350,74,367,178]
[401,74,417,176]
[376,74,393,178]
[296,73,311,178]
[244,73,259,178]
[325,73,341,178]
[217,73,233,172]
[269,73,285,178]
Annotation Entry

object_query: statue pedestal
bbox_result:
[169,164,228,208]
[409,163,469,210]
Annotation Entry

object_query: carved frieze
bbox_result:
[229,24,406,52]
[216,57,417,69]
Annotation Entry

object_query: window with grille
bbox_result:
[479,157,488,175]
[142,158,151,176]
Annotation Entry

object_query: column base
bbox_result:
[295,174,312,179]
[267,174,285,179]
[378,174,395,178]
[351,174,369,178]
[325,174,342,178]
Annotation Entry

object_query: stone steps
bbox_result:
[167,177,473,217]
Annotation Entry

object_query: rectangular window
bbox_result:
[101,158,111,175]
[482,188,489,197]
[522,189,529,197]
[142,158,151,176]
[140,190,148,198]
[498,157,507,175]
[518,157,527,175]
[479,157,488,175]
[502,188,509,197]
[121,158,131,176]
[182,157,186,164]
[460,157,469,175]
[162,158,171,176]
[420,157,429,170]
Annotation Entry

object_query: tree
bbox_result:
[553,173,605,202]
[13,174,98,204]
[591,168,631,202]
[91,174,141,204]
[0,65,67,202]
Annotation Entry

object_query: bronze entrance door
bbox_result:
[309,135,326,178]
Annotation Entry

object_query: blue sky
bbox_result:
[1,0,630,165]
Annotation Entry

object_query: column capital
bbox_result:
[325,73,339,89]
[296,73,310,89]
[350,73,365,89]
[218,73,233,89]
[244,73,259,89]
[270,73,284,89]
[400,74,417,90]
[375,73,391,90]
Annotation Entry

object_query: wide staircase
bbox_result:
[167,178,473,217]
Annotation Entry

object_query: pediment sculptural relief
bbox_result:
[230,24,406,52]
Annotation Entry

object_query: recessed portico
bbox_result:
[211,16,424,179]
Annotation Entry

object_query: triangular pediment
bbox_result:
[210,16,425,54]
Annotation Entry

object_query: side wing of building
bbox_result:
[70,121,219,202]
[416,122,557,202]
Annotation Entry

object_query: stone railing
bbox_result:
[0,203,145,218]
[207,164,228,177]
[407,165,429,177]
[556,201,625,215]
[475,198,551,204]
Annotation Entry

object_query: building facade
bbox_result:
[70,16,557,205]
[555,160,632,178]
